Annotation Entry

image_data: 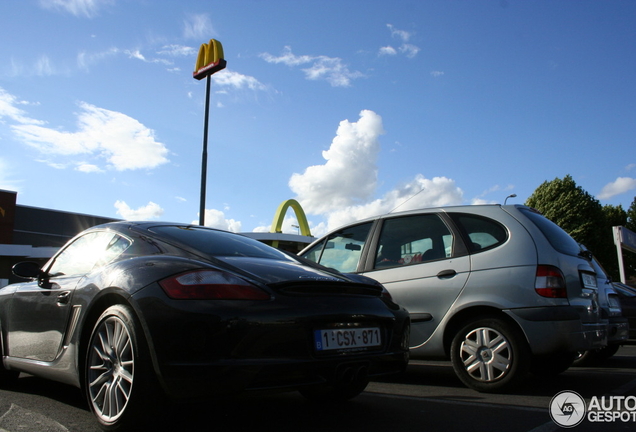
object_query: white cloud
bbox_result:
[384,24,420,59]
[0,158,21,192]
[323,175,463,231]
[0,88,45,125]
[400,44,420,58]
[115,201,164,220]
[290,110,384,214]
[157,45,197,57]
[35,55,55,76]
[260,46,363,87]
[379,46,398,56]
[194,209,242,232]
[212,70,268,91]
[40,0,113,18]
[12,102,169,171]
[598,177,636,200]
[289,110,464,232]
[387,24,412,42]
[183,14,215,40]
[431,71,445,78]
[76,162,103,173]
[77,47,119,71]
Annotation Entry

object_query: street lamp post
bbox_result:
[193,39,226,226]
[504,194,517,205]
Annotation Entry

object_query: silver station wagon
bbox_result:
[300,204,607,392]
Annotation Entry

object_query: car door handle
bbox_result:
[437,269,457,279]
[57,291,71,304]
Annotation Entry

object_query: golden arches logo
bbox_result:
[193,39,226,80]
[270,199,311,237]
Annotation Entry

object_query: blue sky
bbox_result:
[1,0,635,237]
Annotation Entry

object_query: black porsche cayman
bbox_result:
[0,222,410,430]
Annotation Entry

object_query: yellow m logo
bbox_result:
[193,39,226,80]
[271,199,311,236]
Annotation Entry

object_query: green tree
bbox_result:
[525,175,625,279]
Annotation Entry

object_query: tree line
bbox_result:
[525,174,636,283]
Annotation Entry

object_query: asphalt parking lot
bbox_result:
[1,345,635,432]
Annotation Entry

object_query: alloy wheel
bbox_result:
[459,326,512,382]
[87,314,135,423]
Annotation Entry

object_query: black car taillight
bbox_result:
[535,265,567,298]
[159,270,270,300]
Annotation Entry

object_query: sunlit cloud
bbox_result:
[183,13,216,40]
[115,200,164,220]
[157,45,197,57]
[0,88,45,125]
[381,24,420,59]
[0,158,22,192]
[212,70,268,91]
[598,177,636,200]
[40,0,114,18]
[379,46,398,56]
[289,110,463,232]
[260,46,363,87]
[194,209,242,232]
[11,101,169,171]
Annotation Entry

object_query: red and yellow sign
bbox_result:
[193,39,226,80]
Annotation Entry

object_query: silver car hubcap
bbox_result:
[460,327,511,382]
[88,316,135,422]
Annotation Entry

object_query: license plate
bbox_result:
[314,327,381,351]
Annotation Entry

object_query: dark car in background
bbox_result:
[0,222,410,431]
[300,205,607,392]
[573,255,628,365]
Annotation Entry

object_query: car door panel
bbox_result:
[363,257,470,348]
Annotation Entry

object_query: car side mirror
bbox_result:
[12,261,45,280]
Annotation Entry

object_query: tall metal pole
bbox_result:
[193,38,225,226]
[199,75,212,226]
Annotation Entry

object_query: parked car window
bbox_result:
[518,207,582,257]
[449,213,508,252]
[375,214,452,269]
[48,231,125,277]
[300,222,373,273]
[95,235,132,268]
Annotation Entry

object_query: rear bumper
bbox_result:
[506,306,607,355]
[132,283,410,400]
[159,351,408,400]
[607,316,629,345]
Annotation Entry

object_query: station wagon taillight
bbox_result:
[159,270,271,300]
[535,265,567,298]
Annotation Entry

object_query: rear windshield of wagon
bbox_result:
[518,208,582,257]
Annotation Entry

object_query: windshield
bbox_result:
[150,226,296,261]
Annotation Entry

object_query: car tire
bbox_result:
[299,365,370,402]
[85,304,160,431]
[450,318,530,393]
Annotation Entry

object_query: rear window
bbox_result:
[150,226,294,261]
[518,208,582,257]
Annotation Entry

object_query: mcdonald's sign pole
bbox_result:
[193,39,227,225]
